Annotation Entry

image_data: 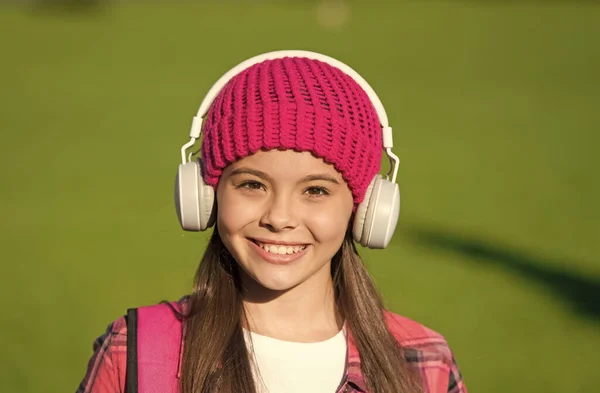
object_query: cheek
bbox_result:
[216,188,256,235]
[305,199,353,243]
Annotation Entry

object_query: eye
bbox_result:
[305,186,329,197]
[236,180,265,191]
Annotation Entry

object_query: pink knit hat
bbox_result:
[201,57,382,205]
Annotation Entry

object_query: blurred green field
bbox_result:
[1,1,599,392]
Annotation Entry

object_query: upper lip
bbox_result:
[250,237,309,246]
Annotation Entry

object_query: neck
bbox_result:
[241,264,340,343]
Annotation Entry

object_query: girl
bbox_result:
[77,50,467,393]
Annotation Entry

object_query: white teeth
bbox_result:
[256,242,306,255]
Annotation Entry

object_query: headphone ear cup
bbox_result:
[198,171,216,231]
[175,159,216,231]
[353,175,400,249]
[353,177,376,246]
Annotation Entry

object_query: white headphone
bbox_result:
[175,50,401,249]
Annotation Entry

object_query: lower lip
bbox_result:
[247,239,310,265]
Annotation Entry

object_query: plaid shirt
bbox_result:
[77,305,467,393]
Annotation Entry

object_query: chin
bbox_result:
[250,271,303,293]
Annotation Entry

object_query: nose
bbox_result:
[260,193,298,232]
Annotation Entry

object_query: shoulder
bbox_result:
[383,311,452,360]
[383,311,468,393]
[89,315,129,362]
[109,315,129,337]
[76,316,128,393]
[98,298,186,343]
[77,299,186,393]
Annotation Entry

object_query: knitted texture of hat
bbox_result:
[201,57,383,205]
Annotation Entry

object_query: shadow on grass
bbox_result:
[28,0,108,14]
[408,226,600,321]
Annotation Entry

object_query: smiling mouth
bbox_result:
[250,239,308,255]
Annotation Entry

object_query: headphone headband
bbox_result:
[182,50,399,182]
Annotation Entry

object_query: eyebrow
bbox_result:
[229,168,340,185]
[300,174,340,185]
[229,168,272,181]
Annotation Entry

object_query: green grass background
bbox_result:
[1,1,599,392]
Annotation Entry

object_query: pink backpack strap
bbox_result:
[126,302,183,393]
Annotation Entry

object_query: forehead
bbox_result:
[224,149,343,179]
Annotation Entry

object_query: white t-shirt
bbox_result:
[244,328,347,393]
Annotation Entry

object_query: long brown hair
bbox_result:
[181,227,423,393]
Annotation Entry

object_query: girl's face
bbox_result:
[216,149,354,294]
